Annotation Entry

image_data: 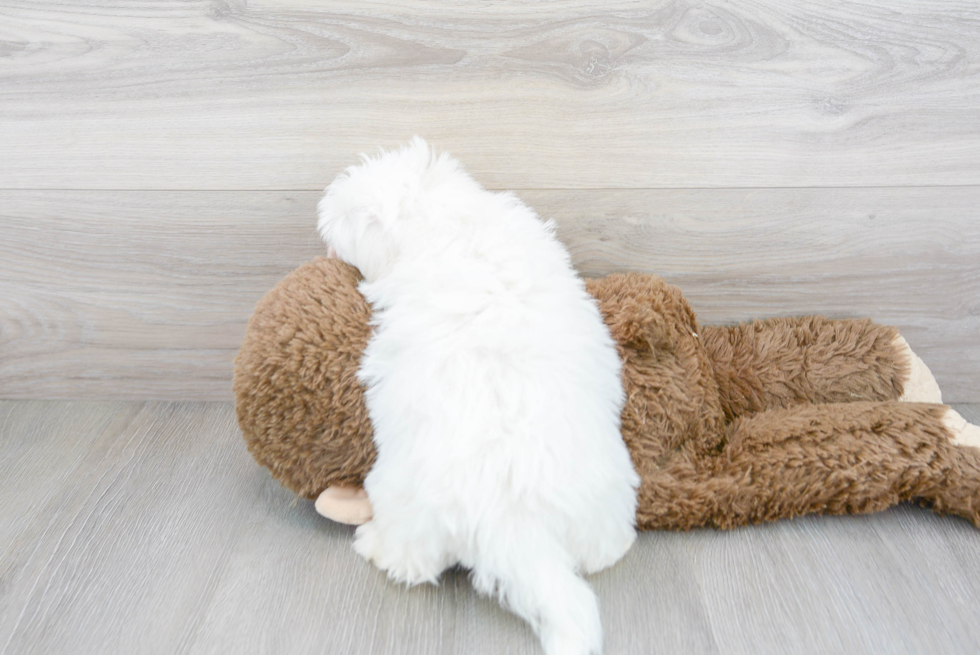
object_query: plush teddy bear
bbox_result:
[234,257,980,531]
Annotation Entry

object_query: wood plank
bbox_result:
[0,401,267,654]
[0,400,143,630]
[593,531,720,655]
[687,508,980,655]
[3,401,980,654]
[2,1,979,189]
[0,191,323,400]
[2,188,977,401]
[0,402,302,654]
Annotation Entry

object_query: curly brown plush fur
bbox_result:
[235,258,375,497]
[235,258,980,529]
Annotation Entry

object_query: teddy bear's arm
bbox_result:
[634,401,980,531]
[315,485,372,524]
[699,317,917,421]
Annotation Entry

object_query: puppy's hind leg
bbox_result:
[468,516,603,655]
[353,491,454,586]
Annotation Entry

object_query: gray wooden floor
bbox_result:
[2,400,980,655]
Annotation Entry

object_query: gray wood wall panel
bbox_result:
[2,401,980,655]
[2,189,977,401]
[2,1,979,189]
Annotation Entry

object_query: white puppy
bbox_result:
[317,138,639,655]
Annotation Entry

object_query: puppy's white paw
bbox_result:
[943,408,980,451]
[353,521,445,586]
[578,527,636,576]
[353,520,383,564]
[895,336,942,404]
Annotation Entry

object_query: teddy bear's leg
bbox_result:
[635,401,980,531]
[893,335,943,403]
[700,317,939,419]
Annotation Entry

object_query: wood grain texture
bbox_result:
[2,188,977,401]
[1,0,979,189]
[0,401,260,654]
[2,401,980,654]
[685,509,980,655]
[0,191,323,400]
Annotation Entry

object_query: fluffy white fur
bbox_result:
[317,138,640,655]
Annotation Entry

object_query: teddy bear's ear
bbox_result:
[588,273,679,354]
[606,300,673,353]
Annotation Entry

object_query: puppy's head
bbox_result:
[317,136,468,281]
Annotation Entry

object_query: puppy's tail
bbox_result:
[469,517,602,655]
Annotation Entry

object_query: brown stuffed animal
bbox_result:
[234,257,980,531]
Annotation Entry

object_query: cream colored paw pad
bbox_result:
[944,408,980,450]
[895,336,943,404]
